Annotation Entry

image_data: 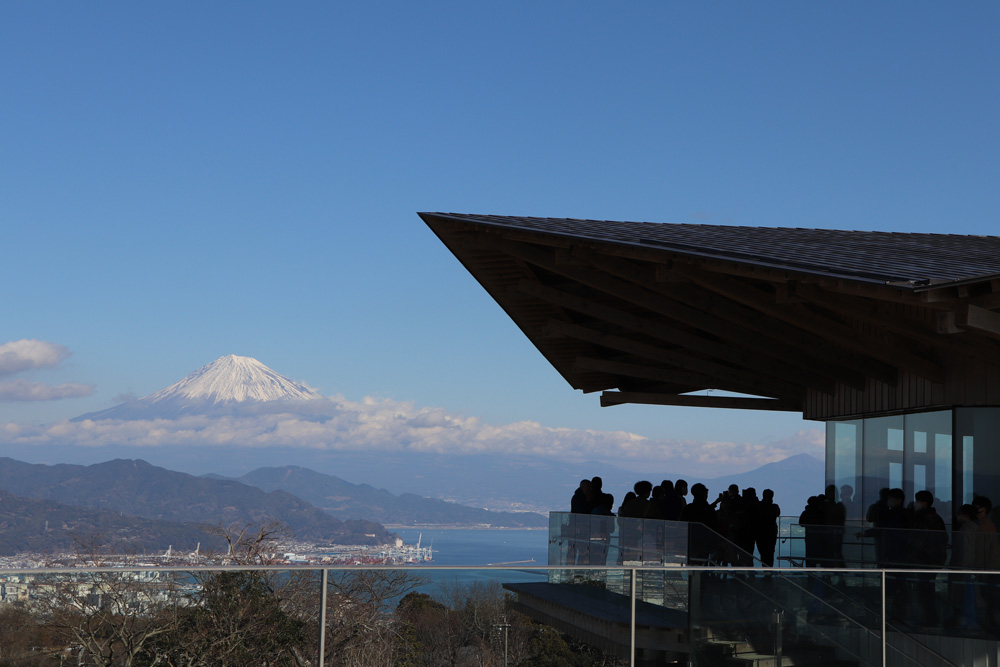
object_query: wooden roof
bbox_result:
[420,212,1000,420]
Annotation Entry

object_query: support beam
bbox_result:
[600,391,802,411]
[956,304,1000,341]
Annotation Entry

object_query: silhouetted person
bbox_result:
[948,504,980,629]
[567,478,594,564]
[588,476,604,511]
[589,492,615,565]
[840,483,859,522]
[909,490,947,626]
[619,481,652,518]
[571,479,592,514]
[675,479,689,513]
[618,492,636,517]
[682,483,719,565]
[734,487,759,564]
[617,491,639,562]
[882,488,911,568]
[824,484,846,567]
[973,495,1000,631]
[864,488,891,565]
[644,484,665,519]
[659,480,683,521]
[881,488,911,622]
[799,495,827,567]
[754,489,780,567]
[591,492,614,516]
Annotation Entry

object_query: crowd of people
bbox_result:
[569,477,781,567]
[569,478,1000,572]
[569,478,1000,629]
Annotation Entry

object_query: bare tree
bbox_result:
[30,568,180,667]
[322,569,425,667]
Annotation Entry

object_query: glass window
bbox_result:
[862,415,905,519]
[956,408,1000,516]
[905,410,952,526]
[963,435,975,505]
[827,420,863,521]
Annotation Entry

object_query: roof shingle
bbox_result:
[423,213,1000,286]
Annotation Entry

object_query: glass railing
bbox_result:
[549,512,985,665]
[780,518,1000,571]
[4,563,998,666]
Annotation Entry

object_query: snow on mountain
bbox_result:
[73,355,322,421]
[145,355,321,403]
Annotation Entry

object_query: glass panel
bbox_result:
[828,420,863,521]
[862,415,905,522]
[689,568,884,667]
[905,410,952,526]
[889,462,902,490]
[17,562,1000,667]
[936,432,953,520]
[956,408,1000,514]
[914,464,926,495]
[888,427,904,451]
[963,435,975,504]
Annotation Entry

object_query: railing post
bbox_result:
[630,567,636,667]
[318,568,328,667]
[774,609,783,667]
[881,569,886,667]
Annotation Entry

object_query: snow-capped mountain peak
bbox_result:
[73,355,322,421]
[144,354,321,404]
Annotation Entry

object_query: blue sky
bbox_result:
[2,3,998,474]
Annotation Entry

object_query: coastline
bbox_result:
[385,524,546,530]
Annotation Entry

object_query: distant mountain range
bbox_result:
[228,466,547,528]
[267,450,825,518]
[0,489,225,556]
[0,457,393,546]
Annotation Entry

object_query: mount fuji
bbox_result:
[74,355,322,421]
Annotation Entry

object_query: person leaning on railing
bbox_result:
[972,496,1000,632]
[908,490,947,627]
[947,504,980,629]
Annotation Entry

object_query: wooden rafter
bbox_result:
[794,284,1000,364]
[572,248,885,388]
[956,304,1000,342]
[515,279,835,393]
[671,266,946,384]
[482,238,871,392]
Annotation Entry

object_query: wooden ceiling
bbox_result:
[421,213,1000,420]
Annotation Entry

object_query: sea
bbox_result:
[393,528,548,566]
[388,528,551,592]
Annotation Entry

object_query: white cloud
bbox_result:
[0,380,96,402]
[0,394,823,474]
[0,340,70,377]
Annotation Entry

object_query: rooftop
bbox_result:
[424,213,1000,288]
[421,212,1000,420]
